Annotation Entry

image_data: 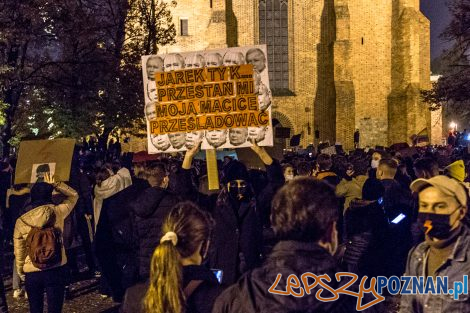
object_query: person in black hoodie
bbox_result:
[95,171,150,302]
[131,163,181,281]
[213,177,354,313]
[121,201,221,313]
[376,158,413,277]
[182,139,284,287]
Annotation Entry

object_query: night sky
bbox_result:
[420,0,453,60]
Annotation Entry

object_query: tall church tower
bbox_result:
[334,0,431,149]
[157,0,433,150]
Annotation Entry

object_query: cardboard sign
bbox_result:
[15,139,76,184]
[142,45,273,154]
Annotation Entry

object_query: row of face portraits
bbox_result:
[150,127,269,152]
[145,48,268,80]
[144,49,272,112]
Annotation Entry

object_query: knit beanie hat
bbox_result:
[444,160,465,182]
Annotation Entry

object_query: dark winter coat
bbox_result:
[184,160,283,287]
[380,179,413,277]
[131,185,181,280]
[95,178,150,301]
[212,241,355,313]
[120,265,222,313]
[209,191,262,287]
[342,199,390,277]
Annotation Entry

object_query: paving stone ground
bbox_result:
[5,276,119,313]
[2,250,119,313]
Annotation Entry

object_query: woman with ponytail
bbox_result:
[121,201,221,313]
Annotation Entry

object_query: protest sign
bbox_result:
[15,139,76,184]
[142,45,273,154]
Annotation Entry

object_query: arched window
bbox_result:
[259,0,289,92]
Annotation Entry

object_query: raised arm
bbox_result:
[45,173,78,219]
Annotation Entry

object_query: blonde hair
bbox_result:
[144,202,213,313]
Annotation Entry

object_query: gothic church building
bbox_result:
[164,0,434,149]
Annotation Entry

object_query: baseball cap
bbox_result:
[410,175,468,207]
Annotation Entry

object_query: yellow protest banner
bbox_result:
[142,45,274,153]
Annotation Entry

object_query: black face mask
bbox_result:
[418,208,460,240]
[227,180,248,201]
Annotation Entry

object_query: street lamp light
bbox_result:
[450,122,457,131]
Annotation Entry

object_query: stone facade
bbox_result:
[160,0,435,149]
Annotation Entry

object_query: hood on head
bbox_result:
[30,182,53,205]
[223,160,249,184]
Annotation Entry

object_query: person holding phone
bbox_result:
[121,202,221,313]
[376,158,413,277]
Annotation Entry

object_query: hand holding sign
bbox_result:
[182,139,202,170]
[43,172,55,185]
[249,138,273,166]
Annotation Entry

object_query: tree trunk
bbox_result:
[98,126,114,155]
[1,86,22,157]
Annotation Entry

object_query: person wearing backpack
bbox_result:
[13,173,78,313]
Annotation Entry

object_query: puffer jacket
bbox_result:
[13,182,78,276]
[131,186,181,280]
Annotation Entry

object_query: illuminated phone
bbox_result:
[211,269,223,284]
[391,213,406,224]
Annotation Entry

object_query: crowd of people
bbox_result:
[0,138,469,312]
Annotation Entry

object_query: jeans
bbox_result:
[25,266,67,313]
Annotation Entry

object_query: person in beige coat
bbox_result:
[14,173,78,313]
[336,162,368,211]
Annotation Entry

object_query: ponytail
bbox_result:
[144,202,214,313]
[144,241,184,313]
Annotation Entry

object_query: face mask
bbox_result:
[371,159,380,169]
[418,208,460,240]
[285,174,294,181]
[227,180,248,201]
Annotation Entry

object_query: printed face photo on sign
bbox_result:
[205,52,223,67]
[168,133,186,149]
[164,53,185,71]
[146,56,164,81]
[248,126,268,143]
[150,134,171,151]
[253,71,262,94]
[184,54,205,69]
[185,131,204,149]
[258,82,272,111]
[147,81,157,102]
[246,48,267,74]
[223,51,246,66]
[145,102,157,122]
[31,163,56,183]
[205,129,227,148]
[229,128,248,146]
